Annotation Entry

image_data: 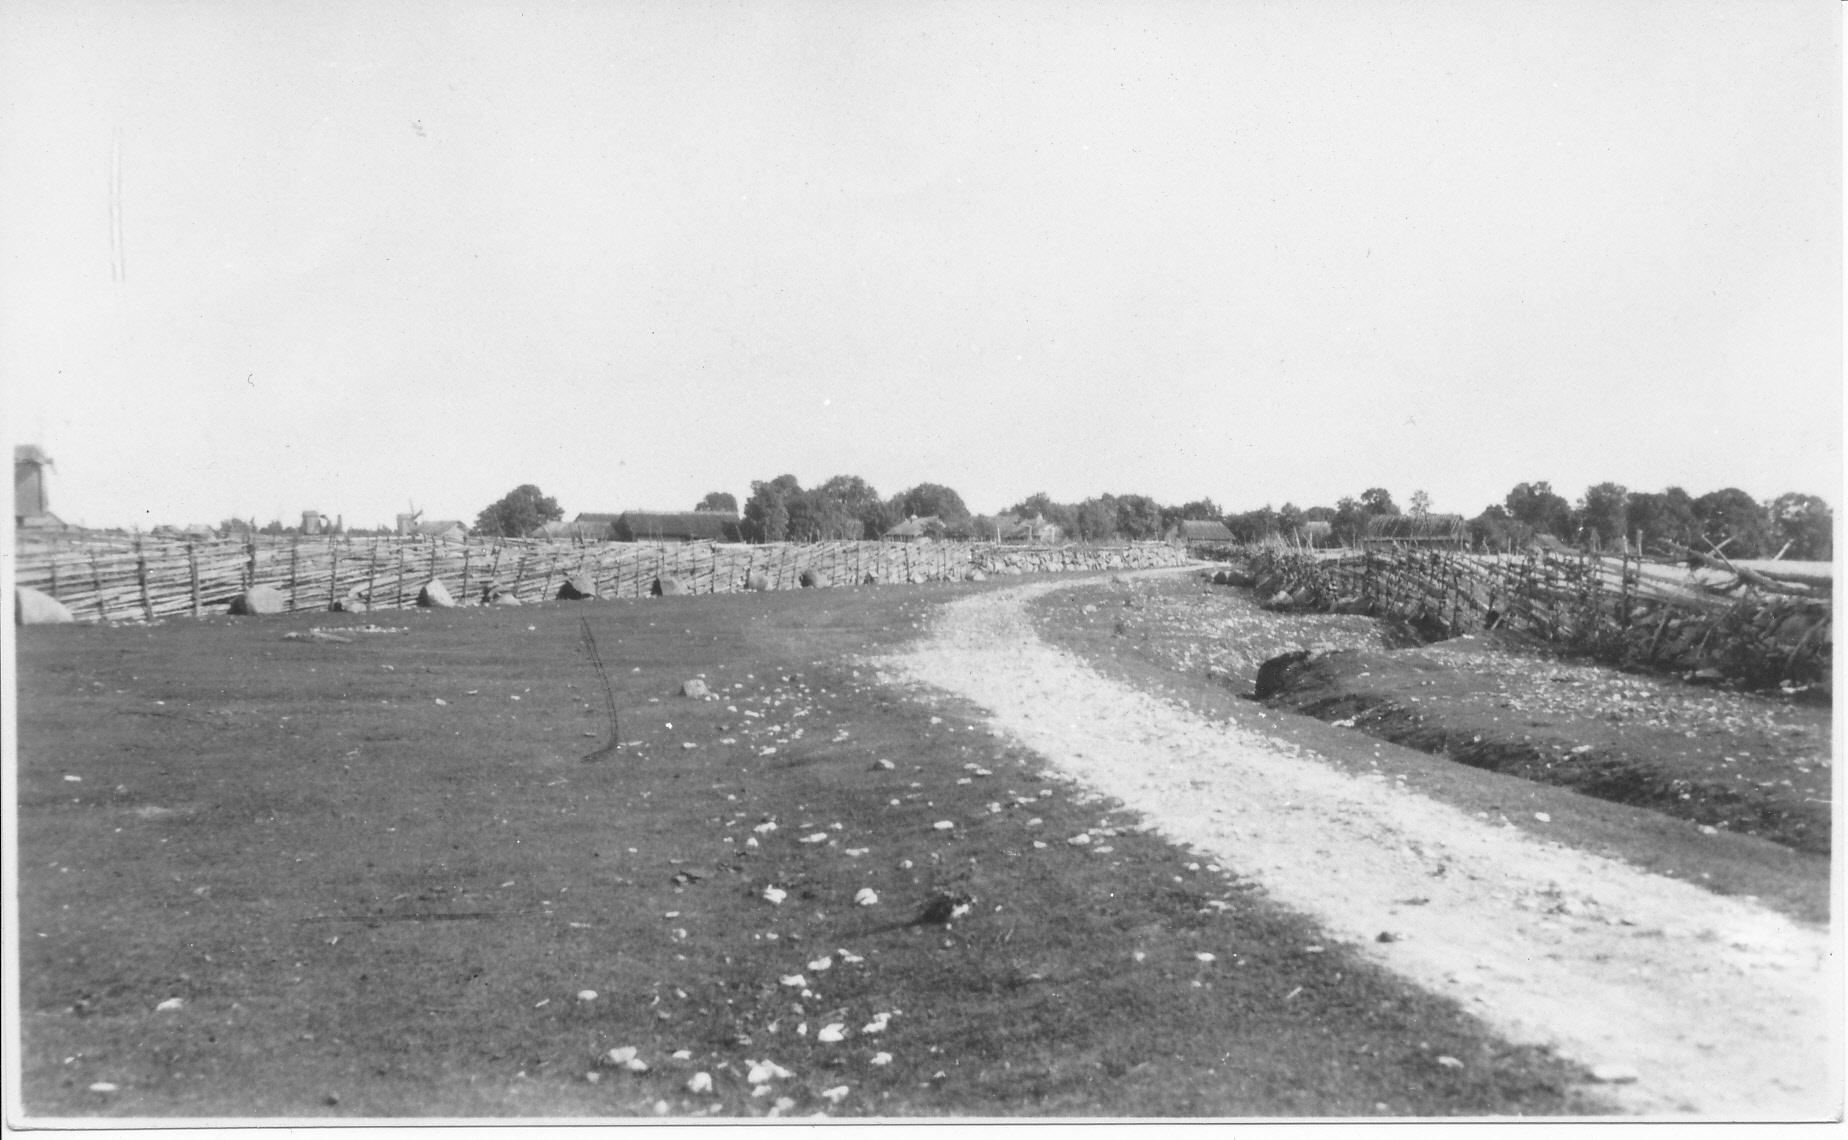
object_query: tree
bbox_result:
[1277,502,1306,540]
[1693,488,1770,559]
[1075,497,1118,541]
[1331,497,1369,546]
[742,475,801,543]
[1360,487,1400,516]
[892,483,971,526]
[815,475,895,539]
[696,491,737,513]
[1468,504,1530,551]
[475,484,564,538]
[1505,481,1572,538]
[1407,490,1432,518]
[1112,494,1165,540]
[1576,483,1629,551]
[1768,493,1833,561]
[1226,505,1279,543]
[1628,487,1698,553]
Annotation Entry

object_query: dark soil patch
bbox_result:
[15,579,1598,1119]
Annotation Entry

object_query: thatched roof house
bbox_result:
[1170,519,1235,543]
[590,511,738,543]
[883,515,940,542]
[999,513,1063,544]
[1362,513,1468,547]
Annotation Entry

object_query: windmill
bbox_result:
[397,499,423,537]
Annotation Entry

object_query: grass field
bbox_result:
[14,578,1600,1118]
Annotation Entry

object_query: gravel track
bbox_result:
[889,573,1838,1120]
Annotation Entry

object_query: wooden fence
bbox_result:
[1228,545,1831,689]
[13,534,1191,624]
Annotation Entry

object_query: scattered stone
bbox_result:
[763,886,787,905]
[870,1053,893,1066]
[556,574,597,600]
[1254,649,1313,700]
[873,758,895,771]
[416,579,454,608]
[747,573,771,591]
[932,820,954,831]
[229,584,286,615]
[855,888,879,907]
[1067,834,1092,846]
[1436,1055,1464,1069]
[16,586,74,625]
[821,1085,850,1103]
[687,1072,714,1094]
[88,1083,117,1093]
[652,575,688,596]
[799,569,820,588]
[681,679,711,699]
[155,997,184,1011]
[578,990,598,1002]
[817,1024,846,1043]
[1533,812,1551,823]
[965,569,986,582]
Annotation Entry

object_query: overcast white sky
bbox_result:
[2,0,1839,530]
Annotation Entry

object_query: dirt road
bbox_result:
[890,573,1839,1119]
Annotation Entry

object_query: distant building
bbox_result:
[998,513,1063,544]
[1169,519,1235,544]
[585,510,739,543]
[540,517,616,542]
[14,445,68,530]
[1362,514,1468,548]
[409,520,470,541]
[883,515,940,543]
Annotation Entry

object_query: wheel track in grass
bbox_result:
[887,572,1838,1120]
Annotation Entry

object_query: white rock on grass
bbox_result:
[156,998,184,1011]
[687,1072,714,1094]
[763,886,787,905]
[817,1024,846,1043]
[821,1085,850,1103]
[808,956,833,971]
[578,990,598,1002]
[780,974,807,988]
[933,821,955,831]
[870,1053,893,1066]
[855,888,879,907]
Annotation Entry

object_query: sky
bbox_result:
[1,0,1839,531]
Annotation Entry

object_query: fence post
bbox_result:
[462,543,471,605]
[328,537,340,611]
[89,550,107,621]
[395,542,407,608]
[136,538,154,621]
[290,536,301,612]
[188,543,201,618]
[245,537,258,591]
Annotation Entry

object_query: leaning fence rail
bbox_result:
[1216,543,1831,689]
[13,533,1191,623]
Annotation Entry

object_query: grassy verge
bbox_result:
[17,579,1597,1117]
[1026,572,1831,926]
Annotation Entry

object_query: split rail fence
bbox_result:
[1227,545,1831,689]
[13,534,1190,624]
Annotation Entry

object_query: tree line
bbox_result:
[454,477,1832,562]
